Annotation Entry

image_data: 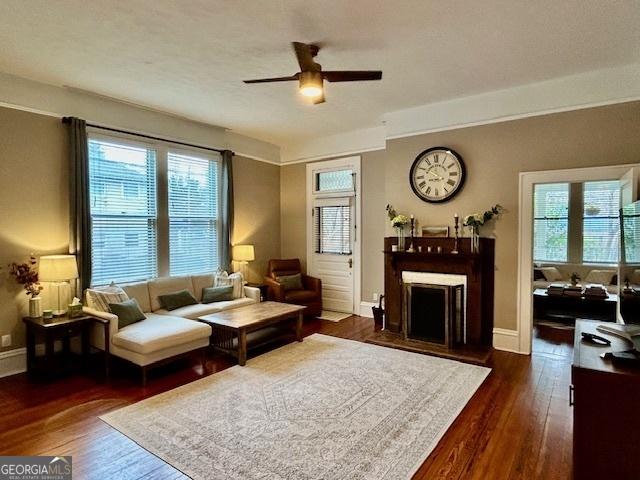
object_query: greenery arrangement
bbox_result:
[8,255,43,298]
[385,204,410,229]
[463,204,504,229]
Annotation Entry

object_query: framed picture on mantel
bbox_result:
[421,226,449,237]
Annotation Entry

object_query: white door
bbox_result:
[306,157,361,314]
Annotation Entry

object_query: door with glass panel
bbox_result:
[306,157,361,313]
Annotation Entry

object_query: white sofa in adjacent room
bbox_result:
[83,273,260,383]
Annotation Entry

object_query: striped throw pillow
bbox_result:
[86,283,129,312]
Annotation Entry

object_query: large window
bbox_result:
[88,135,221,285]
[583,180,620,264]
[533,183,569,262]
[168,152,219,275]
[88,139,158,285]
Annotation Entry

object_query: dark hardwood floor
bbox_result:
[0,316,573,479]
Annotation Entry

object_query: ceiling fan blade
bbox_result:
[322,71,382,82]
[292,42,321,72]
[311,93,325,105]
[243,75,299,84]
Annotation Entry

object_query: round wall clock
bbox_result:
[409,147,466,203]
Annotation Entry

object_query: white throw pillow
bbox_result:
[214,271,244,299]
[539,267,563,282]
[86,283,129,312]
[584,269,616,286]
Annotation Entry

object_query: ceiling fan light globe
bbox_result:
[299,71,323,97]
[300,85,323,97]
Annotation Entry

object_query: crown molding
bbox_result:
[0,72,281,164]
[281,63,640,164]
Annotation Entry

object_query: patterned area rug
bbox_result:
[101,334,490,480]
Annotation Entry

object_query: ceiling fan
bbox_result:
[243,42,382,104]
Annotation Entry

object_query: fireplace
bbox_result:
[403,283,464,348]
[367,236,494,365]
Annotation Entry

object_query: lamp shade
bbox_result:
[38,255,79,282]
[232,245,255,262]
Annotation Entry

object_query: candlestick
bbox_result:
[452,214,460,254]
[407,215,416,252]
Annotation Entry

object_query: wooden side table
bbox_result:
[23,314,94,379]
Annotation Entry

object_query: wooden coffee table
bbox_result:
[198,301,305,366]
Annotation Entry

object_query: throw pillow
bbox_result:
[539,267,563,282]
[276,273,304,291]
[214,271,245,298]
[585,269,616,285]
[202,285,234,304]
[158,289,198,311]
[108,298,146,329]
[86,283,129,312]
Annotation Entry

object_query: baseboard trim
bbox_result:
[0,348,27,378]
[359,301,376,318]
[493,328,524,354]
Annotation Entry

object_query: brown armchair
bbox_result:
[265,259,322,317]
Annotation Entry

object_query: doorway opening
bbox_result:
[306,156,361,318]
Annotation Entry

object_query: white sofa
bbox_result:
[83,273,260,383]
[533,264,618,294]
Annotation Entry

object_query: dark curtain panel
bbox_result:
[65,117,92,294]
[220,150,234,272]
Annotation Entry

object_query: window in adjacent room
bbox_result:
[533,182,569,262]
[168,151,220,275]
[582,180,620,264]
[88,138,158,285]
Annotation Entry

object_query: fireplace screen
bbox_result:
[403,283,464,348]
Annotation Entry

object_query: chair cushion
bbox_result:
[154,297,256,320]
[158,289,198,311]
[191,273,214,302]
[121,281,152,313]
[111,313,211,355]
[277,273,304,291]
[148,276,195,311]
[109,298,146,329]
[284,289,318,303]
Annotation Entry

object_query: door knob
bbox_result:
[348,258,353,268]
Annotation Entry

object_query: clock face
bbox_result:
[409,147,466,203]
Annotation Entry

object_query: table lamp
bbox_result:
[38,255,79,316]
[232,245,255,282]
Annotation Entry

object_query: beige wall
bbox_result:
[281,101,640,330]
[0,107,69,352]
[0,107,281,353]
[233,155,281,283]
[280,163,307,270]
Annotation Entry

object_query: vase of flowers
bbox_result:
[386,204,410,251]
[463,204,504,253]
[8,255,44,318]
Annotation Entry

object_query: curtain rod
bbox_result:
[62,117,231,155]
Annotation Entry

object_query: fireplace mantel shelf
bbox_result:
[383,251,480,259]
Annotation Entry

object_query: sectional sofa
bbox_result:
[83,273,260,383]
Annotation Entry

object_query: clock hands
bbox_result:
[428,169,445,182]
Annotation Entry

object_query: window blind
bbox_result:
[88,139,158,285]
[168,152,219,275]
[533,183,569,262]
[314,203,352,255]
[583,180,620,264]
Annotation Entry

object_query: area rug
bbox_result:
[317,310,352,322]
[101,334,490,480]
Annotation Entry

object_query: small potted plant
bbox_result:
[570,272,581,287]
[463,204,503,253]
[386,205,410,251]
[8,255,44,318]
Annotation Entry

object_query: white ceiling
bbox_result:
[1,0,639,153]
